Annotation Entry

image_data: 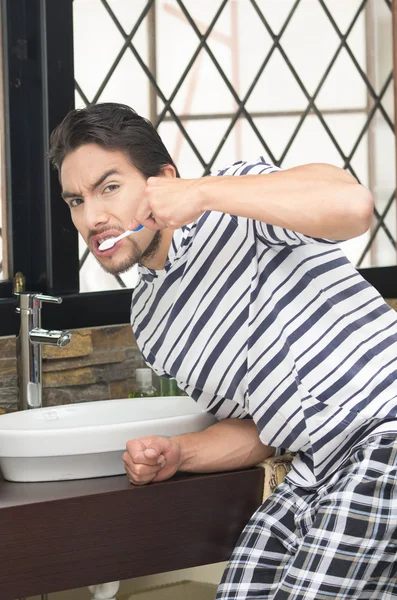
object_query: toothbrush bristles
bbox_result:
[99,239,114,251]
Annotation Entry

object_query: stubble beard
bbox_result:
[95,231,162,275]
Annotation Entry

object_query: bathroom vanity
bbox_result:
[0,467,264,600]
[2,295,265,597]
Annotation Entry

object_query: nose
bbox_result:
[83,197,109,231]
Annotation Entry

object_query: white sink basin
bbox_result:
[0,397,216,482]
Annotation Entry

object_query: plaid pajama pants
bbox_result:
[216,434,397,599]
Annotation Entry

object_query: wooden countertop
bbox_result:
[0,467,264,600]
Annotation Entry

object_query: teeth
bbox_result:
[97,236,113,245]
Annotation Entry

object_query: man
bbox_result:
[49,102,397,600]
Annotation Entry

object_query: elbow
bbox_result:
[340,183,374,239]
[353,184,374,237]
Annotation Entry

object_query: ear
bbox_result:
[158,164,177,179]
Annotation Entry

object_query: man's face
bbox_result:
[60,143,160,274]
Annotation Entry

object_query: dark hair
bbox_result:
[48,102,179,178]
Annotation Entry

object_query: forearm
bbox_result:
[173,418,274,474]
[200,163,373,241]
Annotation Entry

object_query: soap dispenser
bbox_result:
[129,368,158,398]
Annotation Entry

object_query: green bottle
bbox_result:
[159,377,171,397]
[159,377,188,397]
[129,368,158,398]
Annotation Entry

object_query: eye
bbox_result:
[69,197,83,208]
[104,183,119,194]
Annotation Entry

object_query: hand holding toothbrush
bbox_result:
[128,176,206,233]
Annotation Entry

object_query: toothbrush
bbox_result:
[98,225,144,251]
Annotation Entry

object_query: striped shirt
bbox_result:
[131,157,397,488]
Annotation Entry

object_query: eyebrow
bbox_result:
[61,169,120,200]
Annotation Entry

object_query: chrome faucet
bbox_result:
[16,293,72,410]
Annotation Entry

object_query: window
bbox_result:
[0,0,396,337]
[73,0,396,293]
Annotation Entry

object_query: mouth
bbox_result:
[90,230,124,257]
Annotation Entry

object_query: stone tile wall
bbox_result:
[0,324,147,413]
[0,337,17,414]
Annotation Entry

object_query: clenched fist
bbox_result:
[123,435,182,485]
[129,176,206,232]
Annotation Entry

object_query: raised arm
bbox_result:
[201,163,373,241]
[130,163,373,242]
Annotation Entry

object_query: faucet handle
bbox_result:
[16,292,63,312]
[35,294,63,305]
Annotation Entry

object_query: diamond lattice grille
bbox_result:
[72,0,396,291]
